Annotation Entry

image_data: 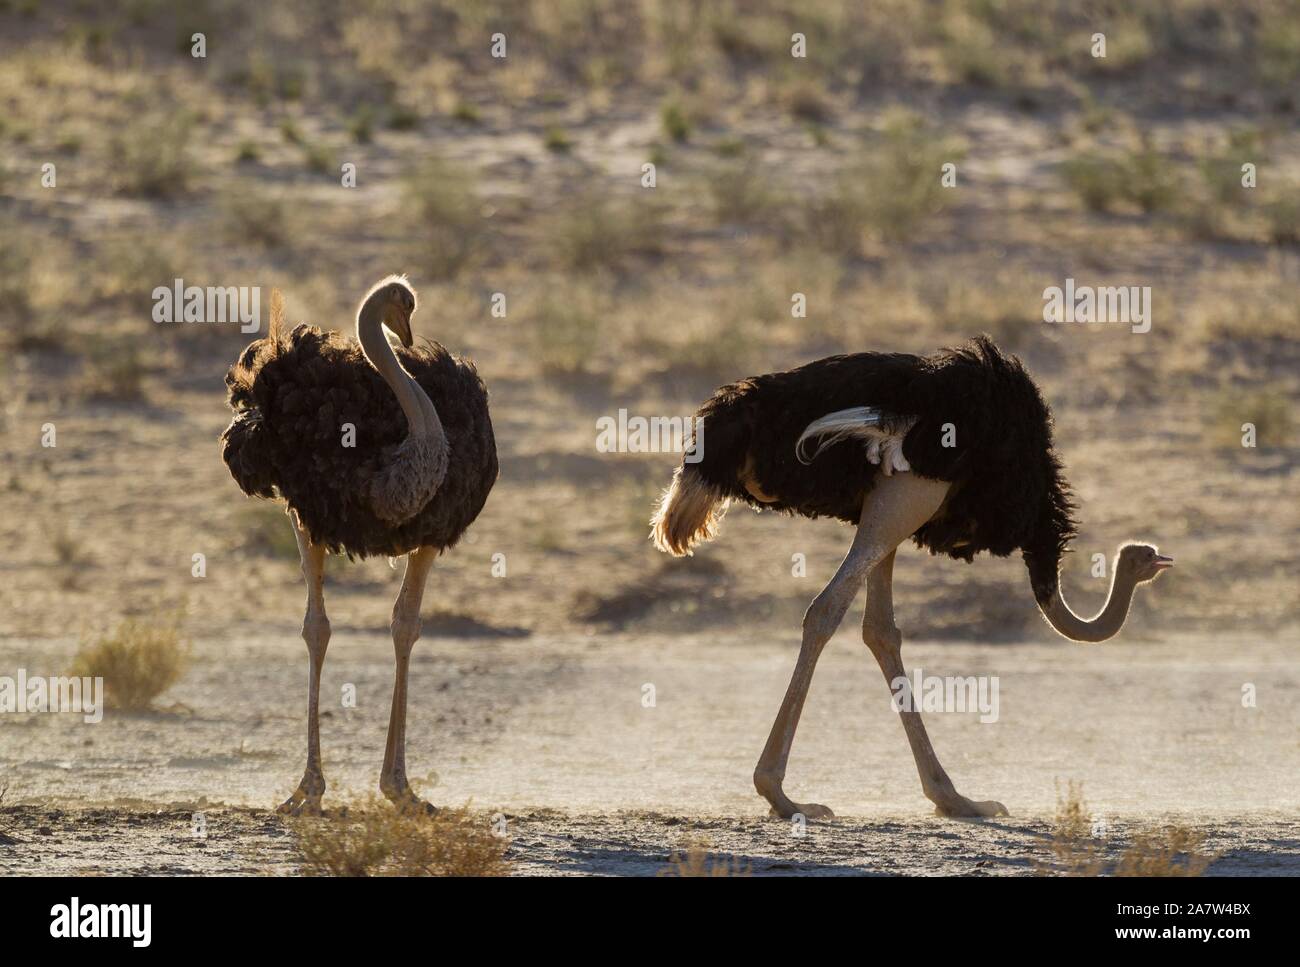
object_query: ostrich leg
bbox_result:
[862,550,1008,818]
[279,516,331,816]
[754,474,951,819]
[380,545,438,812]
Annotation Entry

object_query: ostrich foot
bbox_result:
[277,778,324,817]
[930,791,1008,819]
[768,801,836,821]
[755,776,835,821]
[380,777,438,816]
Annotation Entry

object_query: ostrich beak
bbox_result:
[1152,555,1174,570]
[387,306,414,347]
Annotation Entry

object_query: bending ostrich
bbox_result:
[651,335,1172,819]
[220,276,497,814]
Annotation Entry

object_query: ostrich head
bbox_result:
[1117,542,1175,585]
[1031,539,1173,643]
[364,275,418,347]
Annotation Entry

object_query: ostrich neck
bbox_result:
[1039,563,1139,643]
[356,298,440,440]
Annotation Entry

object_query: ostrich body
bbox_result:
[221,276,497,814]
[651,336,1172,819]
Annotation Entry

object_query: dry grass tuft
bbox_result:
[1040,781,1217,877]
[69,615,188,711]
[293,799,510,877]
[220,188,294,249]
[705,157,786,228]
[0,241,36,346]
[553,191,667,273]
[1062,139,1180,214]
[401,157,491,279]
[529,281,605,375]
[1208,389,1292,449]
[237,502,300,559]
[1113,825,1216,877]
[110,111,196,198]
[50,523,93,590]
[808,110,960,249]
[1039,780,1106,876]
[81,338,149,402]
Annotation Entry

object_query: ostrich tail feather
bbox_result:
[650,464,727,556]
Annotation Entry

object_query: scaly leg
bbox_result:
[380,545,439,812]
[279,513,330,816]
[754,474,951,820]
[862,550,1008,818]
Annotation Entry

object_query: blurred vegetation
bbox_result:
[0,0,1295,640]
[69,614,188,711]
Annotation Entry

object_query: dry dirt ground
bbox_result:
[2,626,1298,875]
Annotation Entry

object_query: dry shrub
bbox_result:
[553,191,667,273]
[0,236,34,341]
[237,502,300,560]
[51,522,92,590]
[1256,16,1300,85]
[808,110,960,250]
[1191,265,1300,341]
[91,234,183,303]
[1262,188,1300,246]
[220,188,293,248]
[660,838,750,877]
[110,111,195,198]
[1040,781,1217,877]
[1208,389,1292,449]
[939,6,1010,88]
[705,158,785,228]
[527,278,608,375]
[401,157,490,279]
[1114,826,1216,877]
[294,800,509,877]
[1062,140,1180,214]
[69,616,188,711]
[1039,780,1105,876]
[0,226,74,352]
[81,338,149,402]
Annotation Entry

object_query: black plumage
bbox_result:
[220,323,497,558]
[683,335,1077,603]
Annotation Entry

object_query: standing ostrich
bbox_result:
[651,335,1172,819]
[220,275,497,815]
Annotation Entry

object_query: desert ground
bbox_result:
[0,1,1297,875]
[2,629,1299,875]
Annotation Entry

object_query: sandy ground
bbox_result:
[2,627,1298,875]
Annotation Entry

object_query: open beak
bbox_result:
[1152,555,1174,570]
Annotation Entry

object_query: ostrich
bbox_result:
[651,335,1172,819]
[220,275,497,815]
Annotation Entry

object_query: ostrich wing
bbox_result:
[795,406,918,474]
[367,431,451,525]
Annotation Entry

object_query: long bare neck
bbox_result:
[1038,559,1138,643]
[355,296,441,440]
